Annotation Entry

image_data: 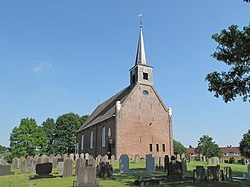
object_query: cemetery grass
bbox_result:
[0,161,249,187]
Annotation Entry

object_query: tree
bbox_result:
[196,135,222,158]
[41,118,56,155]
[9,118,47,157]
[206,24,250,102]
[0,145,8,154]
[239,129,250,158]
[53,113,82,155]
[173,140,186,155]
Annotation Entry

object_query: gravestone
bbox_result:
[63,158,73,177]
[85,153,89,160]
[75,153,79,161]
[176,154,181,162]
[199,155,202,161]
[37,157,42,164]
[88,156,96,167]
[26,156,32,166]
[73,166,99,187]
[0,165,14,176]
[181,153,185,160]
[154,157,159,170]
[208,158,212,165]
[104,155,109,163]
[63,154,68,160]
[30,158,37,174]
[182,159,187,172]
[49,155,54,163]
[20,159,27,174]
[119,154,129,174]
[135,154,140,164]
[52,157,58,168]
[164,155,170,172]
[36,163,52,176]
[159,157,164,170]
[207,165,221,181]
[75,157,85,176]
[97,162,113,178]
[58,161,64,175]
[80,153,84,158]
[111,155,115,167]
[12,158,18,169]
[203,156,206,162]
[223,167,232,181]
[146,154,154,172]
[41,155,49,163]
[69,153,74,161]
[212,157,219,165]
[193,166,205,182]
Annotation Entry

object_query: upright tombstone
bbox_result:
[30,158,37,174]
[88,155,96,167]
[207,165,221,181]
[154,157,159,170]
[146,154,155,172]
[182,159,187,172]
[85,153,89,160]
[203,156,206,162]
[20,159,27,174]
[104,155,109,163]
[111,155,115,167]
[168,157,183,181]
[176,154,181,162]
[80,153,84,159]
[208,158,212,165]
[96,155,101,166]
[164,155,170,172]
[181,153,185,160]
[223,167,232,181]
[58,160,64,175]
[26,156,32,166]
[36,163,52,176]
[75,154,79,161]
[69,153,74,161]
[12,158,18,169]
[193,166,205,182]
[63,158,73,177]
[75,157,85,176]
[49,155,54,163]
[159,157,164,170]
[135,154,140,164]
[52,157,58,168]
[119,154,129,174]
[0,165,14,176]
[73,165,99,187]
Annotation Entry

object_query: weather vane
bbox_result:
[138,13,143,28]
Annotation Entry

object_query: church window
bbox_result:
[143,90,149,95]
[143,72,148,80]
[162,144,165,152]
[81,134,84,150]
[101,126,106,147]
[108,128,112,138]
[149,144,153,152]
[90,130,94,149]
[156,144,159,152]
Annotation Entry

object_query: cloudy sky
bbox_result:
[0,1,249,147]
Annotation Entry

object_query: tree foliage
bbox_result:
[196,135,222,158]
[239,129,250,158]
[53,113,82,155]
[0,145,8,154]
[173,140,186,155]
[206,24,250,102]
[41,118,56,155]
[9,118,47,157]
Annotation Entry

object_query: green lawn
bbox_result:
[0,160,249,187]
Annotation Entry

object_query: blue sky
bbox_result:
[0,1,249,148]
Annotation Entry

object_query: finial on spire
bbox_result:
[138,13,143,28]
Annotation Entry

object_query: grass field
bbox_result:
[0,160,249,187]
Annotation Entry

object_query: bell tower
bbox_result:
[130,19,153,86]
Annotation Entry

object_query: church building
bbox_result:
[76,23,173,159]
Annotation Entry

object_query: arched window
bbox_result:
[81,134,84,150]
[102,126,106,147]
[90,130,93,149]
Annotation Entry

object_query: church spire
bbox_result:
[135,14,147,65]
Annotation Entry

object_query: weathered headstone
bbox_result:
[146,154,154,172]
[97,162,113,178]
[207,165,221,181]
[111,155,115,167]
[182,159,187,172]
[63,158,73,177]
[30,158,37,174]
[0,165,14,176]
[26,156,32,166]
[203,156,206,162]
[164,155,170,172]
[135,154,140,164]
[154,157,159,170]
[12,158,18,169]
[69,153,74,161]
[80,153,84,159]
[75,153,79,161]
[85,153,89,160]
[104,155,109,163]
[159,157,164,170]
[208,158,212,165]
[73,166,99,187]
[49,155,54,163]
[193,166,205,182]
[119,154,129,174]
[176,154,181,162]
[63,154,68,160]
[52,157,58,168]
[223,167,232,181]
[181,153,186,160]
[20,159,27,174]
[96,155,101,166]
[88,156,96,167]
[75,157,86,176]
[58,161,64,175]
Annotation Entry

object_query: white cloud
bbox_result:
[32,63,52,73]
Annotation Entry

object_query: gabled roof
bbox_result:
[220,147,240,153]
[77,85,133,132]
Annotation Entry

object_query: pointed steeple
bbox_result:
[135,22,147,65]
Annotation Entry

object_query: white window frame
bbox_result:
[101,126,106,147]
[90,130,93,149]
[81,134,84,150]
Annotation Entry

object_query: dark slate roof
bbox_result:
[77,85,133,132]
